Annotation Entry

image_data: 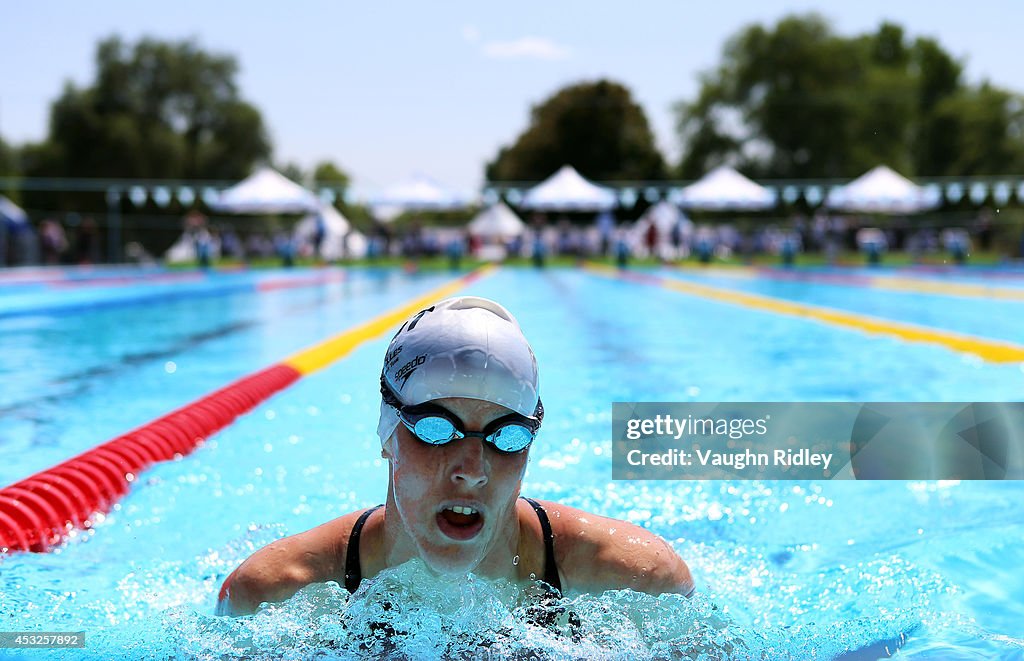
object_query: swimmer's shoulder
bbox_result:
[217,507,380,616]
[532,499,694,598]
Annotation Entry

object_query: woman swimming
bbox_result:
[218,296,693,615]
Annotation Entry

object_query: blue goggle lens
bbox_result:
[405,415,534,452]
[487,424,534,453]
[413,416,460,444]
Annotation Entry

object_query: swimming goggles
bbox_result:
[380,376,543,454]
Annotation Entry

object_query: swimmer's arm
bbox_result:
[216,512,361,616]
[543,502,694,597]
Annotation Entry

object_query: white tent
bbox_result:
[639,201,692,234]
[293,204,356,260]
[211,167,320,214]
[633,201,694,259]
[520,165,616,211]
[0,195,29,228]
[1,195,30,265]
[678,166,775,210]
[468,203,526,238]
[826,165,941,214]
[344,231,369,259]
[372,174,467,221]
[164,229,220,264]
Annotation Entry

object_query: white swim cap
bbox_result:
[377,296,540,446]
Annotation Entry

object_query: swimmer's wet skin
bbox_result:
[217,297,693,617]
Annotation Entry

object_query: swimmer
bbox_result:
[218,297,693,616]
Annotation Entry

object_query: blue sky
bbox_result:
[2,1,1021,196]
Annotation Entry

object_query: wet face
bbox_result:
[385,397,530,576]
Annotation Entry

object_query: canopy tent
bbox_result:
[638,201,692,234]
[165,228,219,264]
[372,174,467,221]
[467,203,526,238]
[0,195,28,228]
[211,167,320,214]
[344,230,369,259]
[677,166,775,210]
[293,203,361,260]
[826,165,941,214]
[520,165,616,211]
[632,201,694,259]
[1,196,35,265]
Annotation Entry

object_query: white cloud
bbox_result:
[461,24,480,43]
[481,36,571,61]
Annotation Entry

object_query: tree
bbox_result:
[276,162,307,185]
[312,161,350,189]
[486,79,666,182]
[677,15,877,179]
[27,35,271,181]
[930,84,1024,176]
[674,14,1024,179]
[0,135,16,177]
[911,37,965,175]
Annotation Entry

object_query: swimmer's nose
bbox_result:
[451,436,488,487]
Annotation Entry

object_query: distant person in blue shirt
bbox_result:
[218,297,693,615]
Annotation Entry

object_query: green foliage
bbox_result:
[276,162,307,185]
[0,135,16,177]
[26,35,271,181]
[675,14,1024,178]
[337,202,376,233]
[486,79,666,182]
[381,208,477,231]
[928,84,1024,175]
[312,161,350,189]
[309,162,362,230]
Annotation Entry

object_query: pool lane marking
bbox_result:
[49,269,349,291]
[584,262,1024,363]
[0,269,354,320]
[48,272,208,289]
[255,270,348,291]
[0,265,496,553]
[869,276,1024,301]
[670,263,1024,301]
[283,264,498,375]
[671,264,758,279]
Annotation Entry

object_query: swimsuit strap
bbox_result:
[520,496,562,593]
[345,504,384,593]
[343,500,563,595]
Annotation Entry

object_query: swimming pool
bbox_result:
[1,264,1022,659]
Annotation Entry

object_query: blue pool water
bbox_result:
[1,265,1023,659]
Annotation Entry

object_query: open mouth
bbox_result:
[436,505,485,541]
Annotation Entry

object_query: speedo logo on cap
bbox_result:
[394,354,426,388]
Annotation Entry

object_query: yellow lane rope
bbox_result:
[283,265,498,375]
[585,262,1024,363]
[871,276,1024,301]
[669,262,1024,300]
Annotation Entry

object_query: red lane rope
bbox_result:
[0,364,300,553]
[0,267,492,555]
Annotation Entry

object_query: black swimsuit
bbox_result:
[343,496,562,594]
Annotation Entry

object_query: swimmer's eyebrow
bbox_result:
[410,401,469,429]
[417,399,521,431]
